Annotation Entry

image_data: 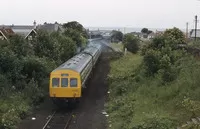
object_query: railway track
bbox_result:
[42,110,73,129]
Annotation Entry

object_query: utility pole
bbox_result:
[186,22,189,40]
[195,15,198,41]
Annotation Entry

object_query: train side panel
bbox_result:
[80,56,93,86]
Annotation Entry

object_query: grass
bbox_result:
[106,52,200,129]
[0,94,31,129]
[188,40,200,48]
[110,42,124,52]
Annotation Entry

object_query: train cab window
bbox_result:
[52,78,59,87]
[61,78,68,87]
[70,78,77,87]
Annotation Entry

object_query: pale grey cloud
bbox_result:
[1,0,200,29]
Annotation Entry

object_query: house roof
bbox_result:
[89,30,102,35]
[37,23,60,32]
[5,28,14,34]
[25,29,37,39]
[12,29,32,37]
[0,28,14,35]
[130,32,141,35]
[0,30,8,40]
[155,30,164,34]
[0,25,34,30]
[0,25,35,37]
[0,28,15,40]
[190,29,200,38]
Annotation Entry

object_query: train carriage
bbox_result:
[83,44,101,66]
[49,43,101,105]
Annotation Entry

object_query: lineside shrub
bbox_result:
[123,34,140,53]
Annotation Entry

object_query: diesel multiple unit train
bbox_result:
[49,42,102,105]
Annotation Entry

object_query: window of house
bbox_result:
[28,36,33,40]
[0,36,4,40]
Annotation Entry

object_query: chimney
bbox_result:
[33,20,36,29]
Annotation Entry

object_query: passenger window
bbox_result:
[52,78,59,87]
[70,78,78,87]
[61,78,68,87]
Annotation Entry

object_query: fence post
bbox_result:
[124,48,127,56]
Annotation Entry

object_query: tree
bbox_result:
[63,21,83,32]
[22,56,55,84]
[111,30,123,42]
[63,21,88,38]
[58,36,76,62]
[9,35,34,57]
[141,28,149,34]
[123,34,140,53]
[142,27,186,81]
[164,27,186,44]
[147,30,153,34]
[63,28,83,47]
[33,30,56,59]
[63,21,88,48]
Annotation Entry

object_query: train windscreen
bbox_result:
[70,78,78,87]
[61,78,68,87]
[52,78,59,87]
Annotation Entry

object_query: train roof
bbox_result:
[52,53,92,73]
[52,43,101,74]
[83,46,98,57]
[86,43,101,49]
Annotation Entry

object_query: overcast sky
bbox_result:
[1,0,200,29]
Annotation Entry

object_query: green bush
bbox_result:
[58,36,76,62]
[132,117,177,129]
[182,97,200,117]
[111,30,123,42]
[1,109,20,129]
[23,79,45,105]
[149,36,166,50]
[123,34,140,53]
[33,30,61,61]
[0,94,31,129]
[0,47,24,84]
[143,49,161,76]
[142,29,185,82]
[164,27,186,44]
[9,35,34,57]
[0,74,11,97]
[22,56,55,84]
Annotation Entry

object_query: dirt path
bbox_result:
[68,44,111,129]
[18,40,112,129]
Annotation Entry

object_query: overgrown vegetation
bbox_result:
[106,27,200,129]
[123,33,140,53]
[111,30,123,43]
[0,21,87,129]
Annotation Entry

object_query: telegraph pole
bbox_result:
[195,15,198,41]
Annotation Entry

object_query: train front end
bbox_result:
[49,69,81,104]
